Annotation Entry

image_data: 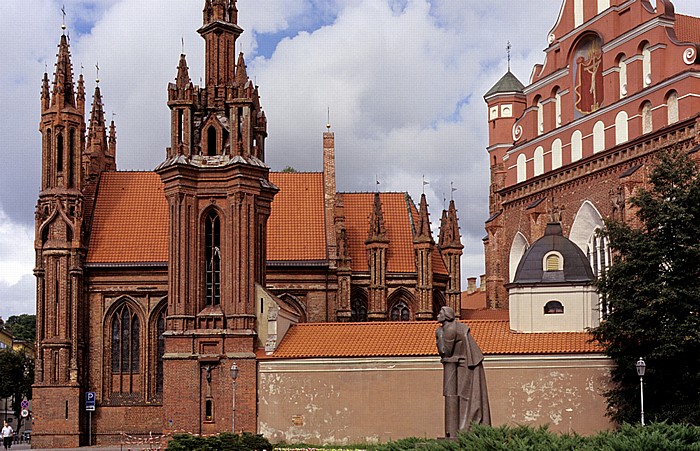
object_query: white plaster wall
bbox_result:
[509,285,599,332]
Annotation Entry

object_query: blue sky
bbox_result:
[1,0,699,319]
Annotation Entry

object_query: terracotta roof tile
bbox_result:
[462,309,510,321]
[268,172,327,262]
[675,14,700,44]
[271,320,602,358]
[461,290,488,310]
[343,193,416,273]
[87,172,168,263]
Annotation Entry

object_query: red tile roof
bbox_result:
[462,309,510,321]
[87,172,169,264]
[271,320,602,358]
[675,14,700,44]
[461,290,487,310]
[267,172,327,262]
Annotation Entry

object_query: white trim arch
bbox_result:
[509,232,529,283]
[569,201,609,277]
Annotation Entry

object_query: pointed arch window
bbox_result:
[111,304,140,379]
[57,133,64,174]
[390,301,410,321]
[155,308,166,396]
[641,101,653,134]
[207,126,218,156]
[351,297,367,322]
[205,210,221,306]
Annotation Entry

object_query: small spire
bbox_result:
[235,52,249,86]
[76,73,86,115]
[87,85,107,152]
[506,41,512,71]
[108,113,117,165]
[51,34,76,109]
[176,53,191,88]
[41,71,51,112]
[439,199,462,249]
[415,193,433,242]
[367,192,388,243]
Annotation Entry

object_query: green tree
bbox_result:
[0,349,34,429]
[4,314,36,343]
[281,166,297,173]
[591,149,700,424]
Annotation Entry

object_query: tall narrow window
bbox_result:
[551,139,563,170]
[618,57,627,98]
[68,129,75,187]
[155,309,166,395]
[571,130,583,162]
[597,0,610,13]
[390,301,410,321]
[593,121,605,153]
[178,110,184,144]
[111,304,140,377]
[574,0,584,27]
[536,97,545,135]
[615,111,629,144]
[207,126,217,156]
[534,147,544,176]
[554,90,562,127]
[641,101,653,134]
[642,43,652,87]
[516,154,527,183]
[205,211,221,306]
[57,133,64,173]
[666,90,679,125]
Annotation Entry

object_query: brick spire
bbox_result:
[76,73,85,116]
[367,192,388,243]
[51,34,76,109]
[40,71,51,113]
[414,193,434,243]
[438,199,463,317]
[175,53,191,88]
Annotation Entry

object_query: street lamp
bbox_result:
[229,362,239,434]
[635,357,646,426]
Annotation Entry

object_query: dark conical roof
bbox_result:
[484,70,525,98]
[512,223,594,285]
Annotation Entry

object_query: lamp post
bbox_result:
[229,362,239,434]
[635,357,646,426]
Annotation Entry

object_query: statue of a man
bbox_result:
[436,306,490,438]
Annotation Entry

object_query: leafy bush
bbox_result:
[167,432,272,451]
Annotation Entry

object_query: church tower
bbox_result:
[156,0,276,435]
[33,32,88,449]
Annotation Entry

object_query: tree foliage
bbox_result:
[4,314,36,343]
[0,348,34,429]
[591,149,700,424]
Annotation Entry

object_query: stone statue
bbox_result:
[436,306,491,438]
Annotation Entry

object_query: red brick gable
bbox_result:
[267,172,327,262]
[87,172,168,264]
[270,320,602,358]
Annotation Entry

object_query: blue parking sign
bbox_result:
[86,392,96,411]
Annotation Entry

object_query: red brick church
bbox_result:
[31,0,461,447]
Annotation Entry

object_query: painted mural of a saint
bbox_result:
[574,36,604,115]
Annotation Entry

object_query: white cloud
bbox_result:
[2,0,700,315]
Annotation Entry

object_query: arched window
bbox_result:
[155,308,166,396]
[111,303,140,395]
[554,90,563,127]
[534,147,544,176]
[536,96,545,135]
[571,130,583,162]
[351,296,367,322]
[641,101,653,134]
[544,252,563,271]
[642,43,652,87]
[390,301,410,321]
[57,133,64,174]
[516,154,527,183]
[666,90,679,125]
[615,111,628,144]
[593,121,605,153]
[551,139,563,170]
[544,300,564,314]
[206,126,217,156]
[205,210,221,306]
[617,55,628,98]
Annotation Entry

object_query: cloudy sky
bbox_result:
[1,0,699,320]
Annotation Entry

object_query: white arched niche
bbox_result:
[569,201,608,276]
[509,232,529,282]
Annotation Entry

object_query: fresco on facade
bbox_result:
[574,35,604,116]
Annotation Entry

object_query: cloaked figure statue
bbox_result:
[436,306,491,438]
